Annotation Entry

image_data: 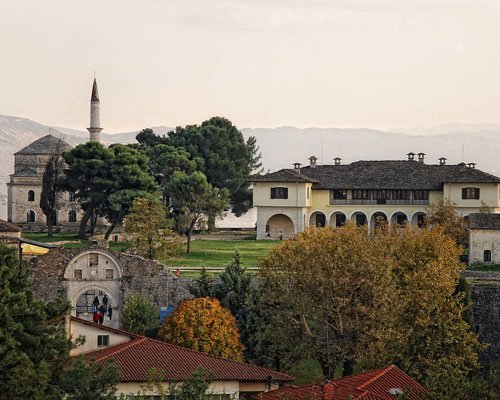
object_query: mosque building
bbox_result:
[7,79,102,230]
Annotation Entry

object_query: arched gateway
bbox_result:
[29,247,174,330]
[64,249,123,328]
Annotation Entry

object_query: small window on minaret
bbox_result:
[28,190,35,202]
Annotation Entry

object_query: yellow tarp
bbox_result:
[21,243,50,256]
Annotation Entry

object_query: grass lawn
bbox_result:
[22,232,80,243]
[22,232,131,252]
[467,263,500,272]
[166,239,281,269]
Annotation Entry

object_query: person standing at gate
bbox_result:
[102,294,108,311]
[92,296,99,309]
[108,304,113,320]
[99,304,106,324]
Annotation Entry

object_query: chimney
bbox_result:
[309,156,318,168]
[439,157,447,166]
[467,162,476,169]
[407,152,415,161]
[417,152,425,163]
[293,162,302,173]
[334,157,341,165]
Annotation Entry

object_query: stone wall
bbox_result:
[29,247,194,311]
[463,270,500,370]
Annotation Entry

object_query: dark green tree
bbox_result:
[152,117,261,216]
[167,171,229,253]
[136,128,168,148]
[40,138,66,236]
[61,142,157,238]
[0,243,71,399]
[187,266,213,298]
[102,144,158,239]
[59,357,119,400]
[214,251,252,320]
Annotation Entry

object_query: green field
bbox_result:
[21,232,131,252]
[165,239,281,269]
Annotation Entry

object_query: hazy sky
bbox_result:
[1,0,500,132]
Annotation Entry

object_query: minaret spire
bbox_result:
[87,77,103,143]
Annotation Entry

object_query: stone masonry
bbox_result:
[463,270,500,371]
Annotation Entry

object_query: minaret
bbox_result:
[87,78,103,143]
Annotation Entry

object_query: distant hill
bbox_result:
[2,114,500,220]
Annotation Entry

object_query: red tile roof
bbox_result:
[81,331,293,383]
[255,365,428,400]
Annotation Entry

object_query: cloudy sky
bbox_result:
[1,0,500,132]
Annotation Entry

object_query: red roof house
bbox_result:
[255,365,428,400]
[69,316,293,398]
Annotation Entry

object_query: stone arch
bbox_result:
[349,211,368,227]
[27,210,36,223]
[70,281,119,310]
[410,212,427,228]
[329,211,347,227]
[64,249,123,280]
[265,214,295,239]
[64,249,123,327]
[309,211,327,227]
[370,211,388,229]
[390,211,409,227]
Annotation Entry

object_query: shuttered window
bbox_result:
[462,187,480,199]
[271,187,288,199]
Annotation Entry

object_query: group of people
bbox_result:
[92,294,113,324]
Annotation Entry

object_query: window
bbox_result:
[307,187,310,200]
[27,210,35,222]
[106,269,114,279]
[413,190,429,200]
[74,269,83,279]
[89,253,99,266]
[68,210,77,222]
[69,191,76,202]
[375,190,388,200]
[97,335,109,346]
[331,189,347,200]
[462,187,480,200]
[352,190,371,200]
[270,187,288,199]
[484,250,492,262]
[28,190,35,202]
[391,190,410,200]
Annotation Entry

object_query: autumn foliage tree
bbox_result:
[259,225,398,378]
[159,298,244,362]
[259,224,483,395]
[125,197,182,260]
[426,199,468,247]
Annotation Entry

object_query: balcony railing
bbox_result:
[329,199,429,206]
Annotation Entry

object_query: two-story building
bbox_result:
[252,153,500,239]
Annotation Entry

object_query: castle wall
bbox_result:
[463,271,500,371]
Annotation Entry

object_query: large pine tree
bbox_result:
[0,243,71,398]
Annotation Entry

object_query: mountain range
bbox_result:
[1,114,500,220]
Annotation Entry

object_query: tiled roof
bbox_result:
[469,213,500,230]
[252,169,318,183]
[254,384,334,400]
[15,134,71,155]
[0,219,21,233]
[253,161,500,190]
[81,327,293,383]
[255,365,428,400]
